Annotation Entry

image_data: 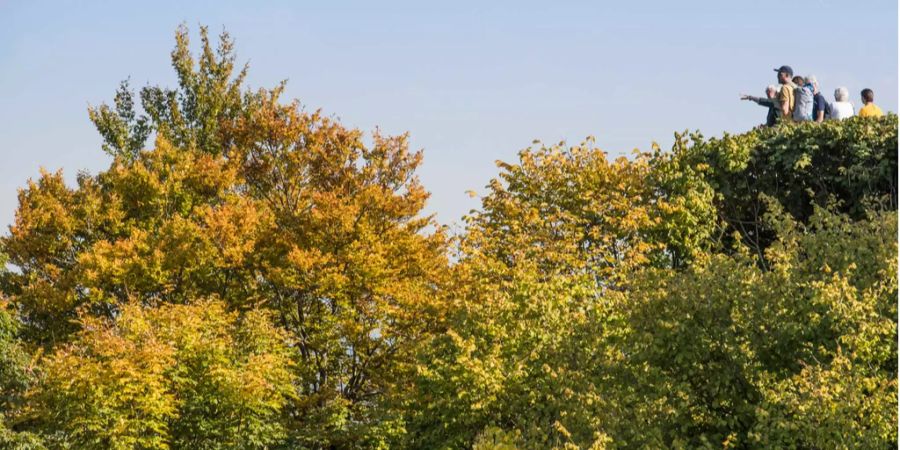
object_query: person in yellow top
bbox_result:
[773,65,796,122]
[858,88,884,118]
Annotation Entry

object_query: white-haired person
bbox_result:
[830,87,855,120]
[741,85,779,127]
[806,75,831,123]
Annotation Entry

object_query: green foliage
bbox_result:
[664,116,898,260]
[407,121,897,448]
[616,207,896,448]
[646,137,720,267]
[29,300,295,449]
[472,426,522,450]
[0,299,30,413]
[403,139,670,448]
[89,25,251,158]
[1,25,896,450]
[0,297,43,450]
[751,351,896,449]
[87,79,152,160]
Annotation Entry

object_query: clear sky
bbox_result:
[1,0,897,229]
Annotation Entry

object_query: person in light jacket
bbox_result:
[830,87,855,120]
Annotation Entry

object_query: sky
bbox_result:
[1,0,897,229]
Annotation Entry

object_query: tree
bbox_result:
[88,25,251,159]
[617,205,897,448]
[2,24,896,450]
[404,139,686,448]
[28,300,295,449]
[0,294,43,450]
[3,26,450,448]
[3,139,250,344]
[229,91,449,448]
[661,117,898,262]
[405,122,897,449]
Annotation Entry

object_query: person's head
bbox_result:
[792,76,804,86]
[766,85,777,99]
[774,65,793,84]
[834,87,849,102]
[806,75,819,93]
[861,88,875,104]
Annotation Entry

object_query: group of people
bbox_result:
[741,65,884,127]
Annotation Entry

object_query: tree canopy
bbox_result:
[0,26,896,449]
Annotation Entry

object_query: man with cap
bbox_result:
[774,65,796,122]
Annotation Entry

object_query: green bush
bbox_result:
[657,115,897,261]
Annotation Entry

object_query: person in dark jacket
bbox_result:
[741,85,779,127]
[807,75,831,122]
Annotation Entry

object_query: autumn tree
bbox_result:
[224,86,449,447]
[27,300,295,449]
[2,25,449,448]
[89,24,250,159]
[405,120,897,449]
[0,24,896,450]
[404,139,705,448]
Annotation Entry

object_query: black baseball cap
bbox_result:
[774,65,794,76]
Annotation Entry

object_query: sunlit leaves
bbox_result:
[406,119,897,449]
[29,301,295,449]
[1,24,897,450]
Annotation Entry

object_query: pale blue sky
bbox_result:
[1,0,897,228]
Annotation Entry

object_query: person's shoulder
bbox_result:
[859,104,877,116]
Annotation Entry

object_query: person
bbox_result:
[858,88,884,118]
[773,65,796,122]
[741,85,778,127]
[806,75,831,122]
[830,87,855,120]
[792,75,814,121]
